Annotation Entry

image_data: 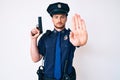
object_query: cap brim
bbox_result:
[50,9,67,15]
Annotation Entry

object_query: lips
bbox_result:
[57,22,62,25]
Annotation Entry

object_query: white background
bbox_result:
[0,0,120,80]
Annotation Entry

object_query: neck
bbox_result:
[54,27,65,32]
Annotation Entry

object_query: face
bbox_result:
[52,14,67,30]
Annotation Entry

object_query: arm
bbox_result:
[69,14,88,46]
[30,27,42,63]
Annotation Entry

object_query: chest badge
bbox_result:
[64,35,68,40]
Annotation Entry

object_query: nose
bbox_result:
[58,17,61,22]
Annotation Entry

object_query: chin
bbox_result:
[55,25,65,29]
[55,26,65,29]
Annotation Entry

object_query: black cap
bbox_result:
[47,2,70,17]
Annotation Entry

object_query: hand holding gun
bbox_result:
[31,17,43,38]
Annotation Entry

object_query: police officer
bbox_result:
[30,2,88,80]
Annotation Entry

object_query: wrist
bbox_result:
[31,38,37,44]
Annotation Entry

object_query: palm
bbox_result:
[69,14,88,46]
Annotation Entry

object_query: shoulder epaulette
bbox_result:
[68,28,71,31]
[67,28,71,34]
[42,30,52,38]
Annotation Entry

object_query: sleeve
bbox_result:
[38,36,46,56]
[37,30,51,56]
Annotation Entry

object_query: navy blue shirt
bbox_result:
[38,28,76,78]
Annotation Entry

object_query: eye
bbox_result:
[61,15,66,19]
[54,16,58,19]
[56,16,58,19]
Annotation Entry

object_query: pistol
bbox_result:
[37,17,43,34]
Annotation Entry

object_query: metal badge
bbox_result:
[58,4,61,8]
[64,35,68,40]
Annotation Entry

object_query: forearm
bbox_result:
[30,39,42,63]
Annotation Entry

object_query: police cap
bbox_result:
[47,2,70,17]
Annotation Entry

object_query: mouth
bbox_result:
[57,22,62,25]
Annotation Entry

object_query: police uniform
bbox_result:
[38,2,76,80]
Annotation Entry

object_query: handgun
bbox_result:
[37,17,43,34]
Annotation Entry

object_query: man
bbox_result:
[30,2,88,80]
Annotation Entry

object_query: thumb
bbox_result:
[69,32,74,38]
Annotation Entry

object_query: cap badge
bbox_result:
[58,4,61,8]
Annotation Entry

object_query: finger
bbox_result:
[31,28,36,35]
[81,19,87,31]
[69,32,73,37]
[31,28,39,36]
[71,15,76,31]
[77,14,82,30]
[35,31,40,37]
[36,28,40,35]
[69,32,74,41]
[75,14,79,30]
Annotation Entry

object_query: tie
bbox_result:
[54,32,61,80]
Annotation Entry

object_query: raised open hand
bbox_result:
[69,14,88,46]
